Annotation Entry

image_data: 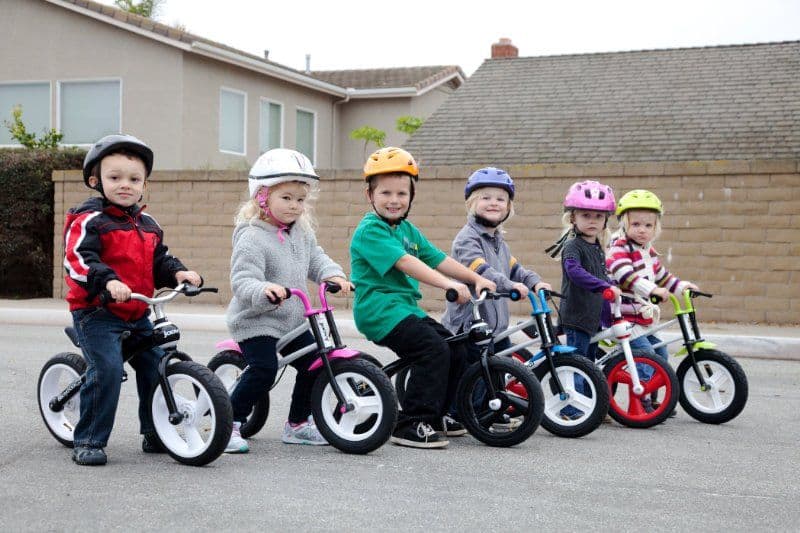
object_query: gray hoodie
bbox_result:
[225,219,345,342]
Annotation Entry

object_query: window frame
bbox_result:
[0,80,52,148]
[295,106,317,165]
[56,77,123,147]
[218,86,248,156]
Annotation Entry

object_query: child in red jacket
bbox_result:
[63,134,201,465]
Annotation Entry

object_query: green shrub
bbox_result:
[0,148,85,297]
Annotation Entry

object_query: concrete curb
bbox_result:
[3,305,798,361]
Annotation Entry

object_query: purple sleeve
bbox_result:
[564,258,611,292]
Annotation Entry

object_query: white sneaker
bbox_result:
[224,422,249,453]
[282,416,329,446]
[490,417,523,433]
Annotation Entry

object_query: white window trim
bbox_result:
[295,106,317,165]
[259,97,284,151]
[0,80,53,148]
[219,86,247,156]
[56,77,123,147]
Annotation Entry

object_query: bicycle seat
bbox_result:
[64,327,80,348]
[520,323,539,339]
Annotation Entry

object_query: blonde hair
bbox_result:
[612,209,662,244]
[234,181,318,234]
[465,189,515,231]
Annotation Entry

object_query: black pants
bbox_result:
[378,315,466,426]
[230,331,318,424]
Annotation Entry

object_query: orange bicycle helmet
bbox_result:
[363,147,419,181]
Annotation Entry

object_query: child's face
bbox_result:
[625,209,658,246]
[474,187,510,224]
[93,153,146,207]
[265,181,307,225]
[368,174,412,222]
[572,209,607,241]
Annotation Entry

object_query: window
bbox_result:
[259,100,282,153]
[219,88,246,155]
[59,80,121,145]
[295,108,316,164]
[0,82,50,145]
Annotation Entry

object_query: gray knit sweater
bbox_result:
[225,219,345,342]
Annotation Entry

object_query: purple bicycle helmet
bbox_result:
[563,180,616,212]
[464,167,515,200]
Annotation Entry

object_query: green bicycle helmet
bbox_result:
[616,189,663,216]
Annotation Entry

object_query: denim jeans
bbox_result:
[453,337,513,416]
[72,307,163,448]
[230,331,318,425]
[629,334,669,380]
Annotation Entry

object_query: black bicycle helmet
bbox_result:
[82,134,154,188]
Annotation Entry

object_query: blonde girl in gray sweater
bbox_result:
[224,149,351,453]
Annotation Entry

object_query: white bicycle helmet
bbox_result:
[248,149,319,198]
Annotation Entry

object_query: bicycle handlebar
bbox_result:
[444,287,521,303]
[100,283,218,306]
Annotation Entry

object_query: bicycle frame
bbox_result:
[50,284,215,425]
[591,292,646,395]
[598,290,715,390]
[214,282,361,415]
[495,290,578,399]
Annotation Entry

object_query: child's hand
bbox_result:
[106,279,131,303]
[473,277,497,297]
[264,282,288,305]
[533,281,552,293]
[324,276,354,296]
[176,270,202,287]
[446,282,472,305]
[512,283,530,297]
[650,287,669,301]
[684,282,699,292]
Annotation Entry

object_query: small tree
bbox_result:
[350,126,386,157]
[396,115,424,135]
[3,106,63,149]
[114,0,164,18]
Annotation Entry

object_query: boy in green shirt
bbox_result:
[350,147,495,448]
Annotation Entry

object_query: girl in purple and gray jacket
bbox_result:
[546,180,621,361]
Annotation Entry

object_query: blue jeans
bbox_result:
[629,334,669,380]
[72,308,162,448]
[230,331,318,425]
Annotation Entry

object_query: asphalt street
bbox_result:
[1,318,799,532]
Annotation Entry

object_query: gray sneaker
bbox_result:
[224,422,249,454]
[282,417,329,445]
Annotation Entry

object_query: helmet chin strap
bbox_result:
[473,213,509,228]
[256,188,290,243]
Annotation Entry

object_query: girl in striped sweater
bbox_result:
[606,190,699,362]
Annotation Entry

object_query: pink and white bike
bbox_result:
[208,282,397,454]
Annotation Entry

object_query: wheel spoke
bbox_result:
[193,390,212,417]
[610,367,633,385]
[544,393,567,413]
[183,425,205,450]
[571,391,595,412]
[355,394,381,414]
[498,391,529,414]
[627,391,645,415]
[643,372,666,393]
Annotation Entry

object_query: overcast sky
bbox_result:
[99,0,800,76]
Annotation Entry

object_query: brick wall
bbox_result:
[53,159,800,324]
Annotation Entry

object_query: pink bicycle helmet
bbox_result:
[563,180,616,212]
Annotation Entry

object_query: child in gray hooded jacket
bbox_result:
[224,149,351,453]
[442,168,550,359]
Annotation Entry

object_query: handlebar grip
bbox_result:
[649,294,663,304]
[541,289,563,299]
[326,281,342,294]
[508,288,521,301]
[690,290,712,298]
[445,288,459,302]
[201,287,219,293]
[98,289,113,306]
[602,288,617,301]
[267,287,292,305]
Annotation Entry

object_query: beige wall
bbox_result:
[53,159,800,325]
[1,0,185,167]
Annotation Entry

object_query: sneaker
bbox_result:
[490,417,522,433]
[142,432,166,454]
[391,421,448,449]
[641,398,656,414]
[224,422,249,454]
[602,414,613,424]
[431,415,467,437]
[282,417,329,446]
[668,409,677,418]
[72,445,107,466]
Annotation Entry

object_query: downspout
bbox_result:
[331,87,354,170]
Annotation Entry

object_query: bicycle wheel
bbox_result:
[207,350,270,438]
[37,352,86,447]
[532,354,609,438]
[311,357,398,454]
[393,365,412,405]
[676,349,748,424]
[149,360,233,466]
[457,357,544,447]
[603,352,678,428]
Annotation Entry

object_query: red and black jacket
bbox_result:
[63,197,186,321]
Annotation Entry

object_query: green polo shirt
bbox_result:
[350,213,447,342]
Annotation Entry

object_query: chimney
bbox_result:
[263,49,269,60]
[491,38,518,59]
[305,54,311,74]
